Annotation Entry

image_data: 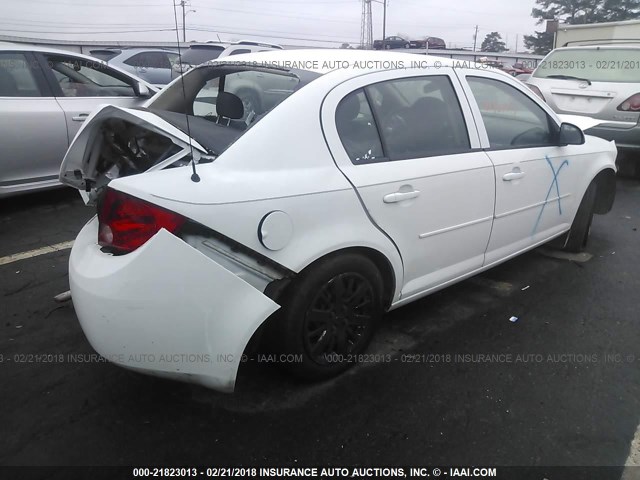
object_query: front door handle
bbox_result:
[383,190,420,203]
[72,113,89,122]
[503,171,525,181]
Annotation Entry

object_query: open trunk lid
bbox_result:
[59,105,216,205]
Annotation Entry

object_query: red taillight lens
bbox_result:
[618,93,640,112]
[98,188,186,254]
[526,83,546,102]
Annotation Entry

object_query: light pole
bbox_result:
[183,8,196,42]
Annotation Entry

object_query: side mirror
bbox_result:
[134,81,152,98]
[558,122,585,146]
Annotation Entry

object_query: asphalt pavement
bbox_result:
[1,181,639,475]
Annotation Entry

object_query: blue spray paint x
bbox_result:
[532,155,569,235]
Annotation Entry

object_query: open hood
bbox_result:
[59,105,213,205]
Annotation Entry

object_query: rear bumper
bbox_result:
[585,124,640,152]
[69,217,280,392]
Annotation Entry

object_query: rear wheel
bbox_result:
[277,254,384,380]
[563,182,597,252]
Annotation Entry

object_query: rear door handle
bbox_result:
[503,171,525,181]
[383,190,420,203]
[72,113,89,122]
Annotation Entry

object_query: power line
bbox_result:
[190,4,360,24]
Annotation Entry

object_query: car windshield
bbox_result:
[180,47,224,65]
[534,48,640,83]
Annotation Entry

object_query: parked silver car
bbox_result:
[0,45,157,197]
[89,48,179,87]
[526,45,640,154]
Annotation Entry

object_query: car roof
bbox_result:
[0,43,96,55]
[199,48,461,75]
[553,44,640,51]
[108,47,178,55]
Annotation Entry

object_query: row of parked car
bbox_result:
[0,40,282,197]
[1,40,637,199]
[373,36,446,50]
[90,40,283,87]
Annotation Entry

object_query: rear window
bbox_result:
[150,65,321,125]
[181,46,224,65]
[534,48,640,83]
[90,50,121,61]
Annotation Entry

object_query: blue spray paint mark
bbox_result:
[532,155,569,235]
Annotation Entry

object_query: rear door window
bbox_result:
[0,53,42,97]
[335,89,384,164]
[366,76,471,160]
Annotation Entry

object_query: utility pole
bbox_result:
[182,0,186,43]
[176,0,195,43]
[382,0,387,49]
[473,25,479,52]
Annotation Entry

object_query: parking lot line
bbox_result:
[0,241,74,266]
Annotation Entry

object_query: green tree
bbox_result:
[526,0,640,55]
[481,32,508,52]
[524,31,554,54]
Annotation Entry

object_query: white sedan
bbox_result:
[60,50,617,392]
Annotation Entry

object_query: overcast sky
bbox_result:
[2,0,542,51]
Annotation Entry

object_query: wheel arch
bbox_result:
[267,246,397,311]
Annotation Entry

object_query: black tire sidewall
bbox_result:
[277,254,384,379]
[564,182,597,252]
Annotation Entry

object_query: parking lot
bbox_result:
[1,178,639,472]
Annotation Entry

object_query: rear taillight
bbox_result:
[617,93,640,112]
[526,83,546,102]
[98,188,186,254]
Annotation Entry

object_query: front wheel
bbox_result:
[276,254,384,380]
[563,182,597,252]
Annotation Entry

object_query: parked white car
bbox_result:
[526,44,640,154]
[0,45,157,197]
[61,50,617,392]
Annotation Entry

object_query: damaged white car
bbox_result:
[61,50,617,392]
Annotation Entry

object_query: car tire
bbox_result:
[385,44,391,50]
[276,253,384,380]
[404,43,410,49]
[563,182,597,252]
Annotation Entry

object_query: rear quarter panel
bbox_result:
[109,72,405,301]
